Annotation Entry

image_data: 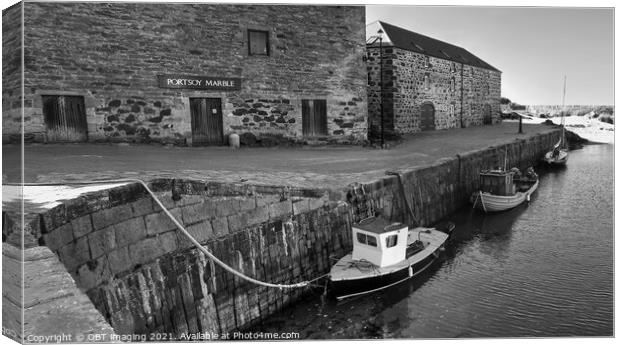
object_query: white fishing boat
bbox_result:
[544,75,569,166]
[471,167,539,213]
[329,216,454,300]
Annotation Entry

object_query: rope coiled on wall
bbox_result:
[7,179,329,289]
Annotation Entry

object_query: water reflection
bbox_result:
[252,144,613,338]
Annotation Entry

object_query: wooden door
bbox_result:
[483,104,492,124]
[190,98,223,145]
[420,103,435,131]
[42,95,88,142]
[302,99,327,137]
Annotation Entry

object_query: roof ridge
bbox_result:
[373,21,500,72]
[379,21,463,51]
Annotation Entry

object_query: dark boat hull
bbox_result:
[329,249,439,300]
[543,149,569,165]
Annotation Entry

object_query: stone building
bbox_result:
[366,21,501,140]
[2,3,367,145]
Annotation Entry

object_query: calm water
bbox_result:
[252,144,614,338]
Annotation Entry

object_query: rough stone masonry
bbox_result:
[366,22,501,139]
[2,3,367,145]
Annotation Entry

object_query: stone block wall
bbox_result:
[462,65,502,127]
[366,46,501,139]
[22,180,351,335]
[11,3,367,144]
[2,211,20,245]
[391,48,463,132]
[347,130,560,227]
[226,95,367,141]
[346,158,461,228]
[2,3,22,142]
[366,47,396,139]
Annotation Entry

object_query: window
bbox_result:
[450,104,456,117]
[386,235,398,248]
[424,73,430,90]
[357,232,366,244]
[424,56,430,68]
[367,235,377,247]
[248,29,269,56]
[356,233,378,247]
[411,41,425,52]
[450,77,456,92]
[451,62,456,73]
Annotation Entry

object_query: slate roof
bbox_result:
[367,21,500,72]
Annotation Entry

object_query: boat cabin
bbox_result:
[479,169,516,196]
[352,217,408,267]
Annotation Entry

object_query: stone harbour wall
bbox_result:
[347,130,560,226]
[18,180,351,335]
[11,3,367,144]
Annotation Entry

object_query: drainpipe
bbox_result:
[460,62,464,128]
[379,35,384,148]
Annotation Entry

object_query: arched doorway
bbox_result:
[420,102,435,131]
[483,104,492,124]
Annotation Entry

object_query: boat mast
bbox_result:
[561,75,566,147]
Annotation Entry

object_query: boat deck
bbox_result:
[330,228,448,281]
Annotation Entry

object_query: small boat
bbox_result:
[471,167,539,213]
[329,216,454,300]
[544,75,569,166]
[543,140,569,165]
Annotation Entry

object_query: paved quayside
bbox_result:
[5,123,556,188]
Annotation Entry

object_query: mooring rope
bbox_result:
[472,191,480,209]
[385,171,420,226]
[477,191,487,213]
[6,179,329,289]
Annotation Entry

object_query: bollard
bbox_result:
[229,133,240,149]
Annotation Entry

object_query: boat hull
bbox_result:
[328,226,452,300]
[329,249,439,300]
[472,179,539,213]
[543,150,569,165]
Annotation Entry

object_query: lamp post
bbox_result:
[367,29,385,148]
[378,28,384,149]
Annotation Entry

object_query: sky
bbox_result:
[0,0,613,106]
[366,5,614,105]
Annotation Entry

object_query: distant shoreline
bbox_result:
[504,115,614,144]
